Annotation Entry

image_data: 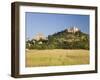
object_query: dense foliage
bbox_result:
[26,29,89,50]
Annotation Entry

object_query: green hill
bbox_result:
[47,29,89,49]
[26,28,89,50]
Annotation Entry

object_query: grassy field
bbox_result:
[25,49,89,67]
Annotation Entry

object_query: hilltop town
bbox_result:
[26,27,89,50]
[33,27,80,41]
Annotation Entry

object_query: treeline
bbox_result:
[26,30,89,50]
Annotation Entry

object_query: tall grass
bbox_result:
[26,49,89,67]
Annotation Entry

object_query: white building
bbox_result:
[68,26,80,33]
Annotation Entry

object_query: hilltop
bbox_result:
[26,27,89,50]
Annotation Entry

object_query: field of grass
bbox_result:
[25,49,89,67]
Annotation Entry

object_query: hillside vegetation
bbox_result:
[26,29,89,50]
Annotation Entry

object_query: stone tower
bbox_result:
[33,33,46,41]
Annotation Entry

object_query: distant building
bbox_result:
[68,26,80,33]
[33,33,47,41]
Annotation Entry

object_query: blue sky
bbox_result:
[25,12,89,40]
